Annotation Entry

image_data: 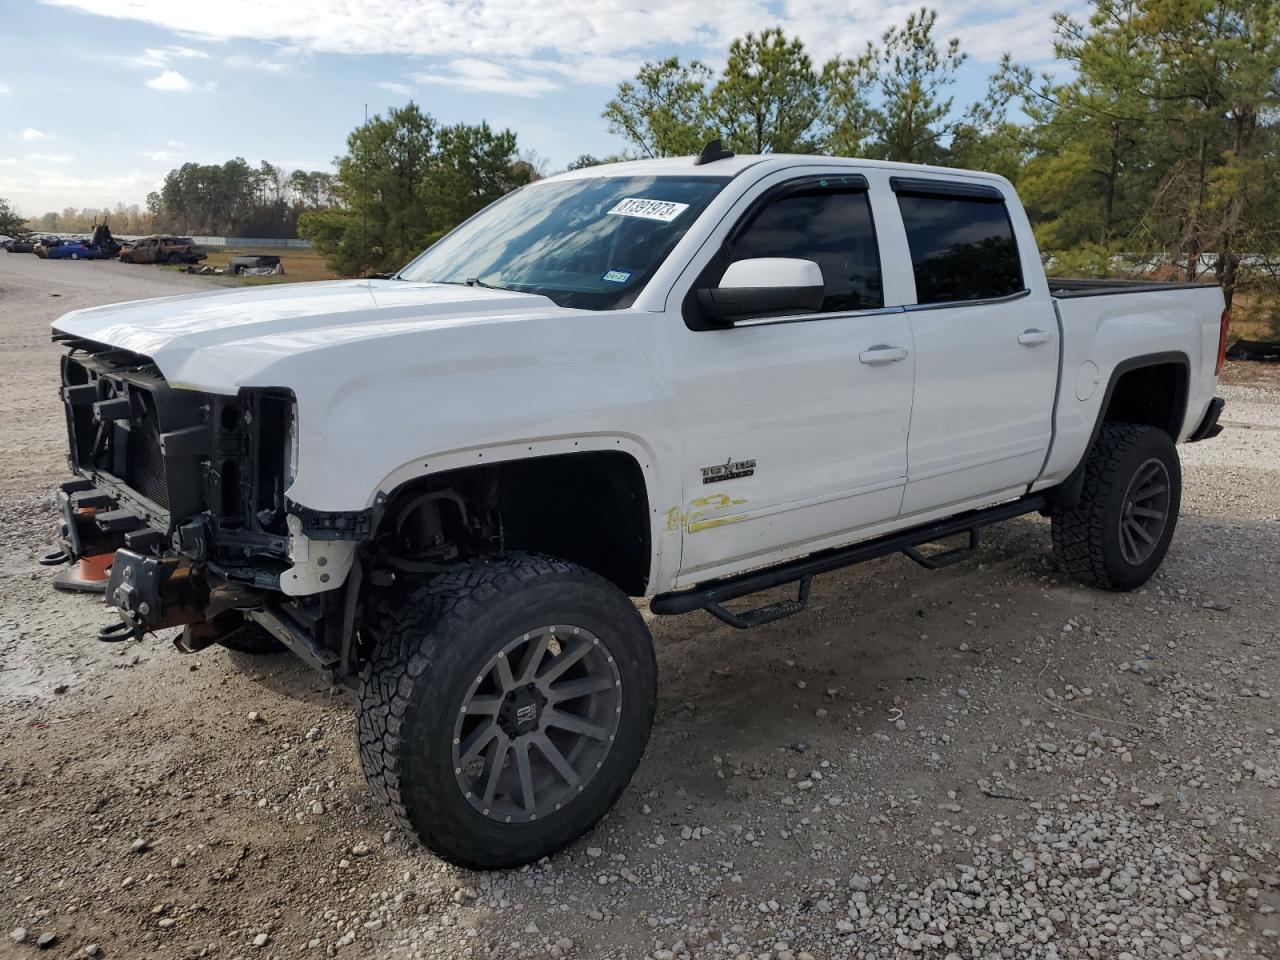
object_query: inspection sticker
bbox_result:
[607,197,690,222]
[602,270,632,283]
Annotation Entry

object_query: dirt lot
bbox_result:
[1,252,1277,960]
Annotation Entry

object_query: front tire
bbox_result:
[1051,423,1181,591]
[356,554,657,869]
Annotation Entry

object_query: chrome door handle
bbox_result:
[858,345,909,365]
[1018,329,1052,346]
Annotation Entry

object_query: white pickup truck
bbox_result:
[49,144,1228,868]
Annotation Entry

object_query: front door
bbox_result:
[672,174,914,584]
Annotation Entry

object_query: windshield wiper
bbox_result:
[409,277,514,291]
[465,276,509,291]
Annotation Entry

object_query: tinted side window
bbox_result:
[729,189,883,312]
[897,195,1023,304]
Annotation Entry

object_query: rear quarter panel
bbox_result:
[1034,285,1224,488]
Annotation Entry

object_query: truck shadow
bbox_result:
[218,647,345,705]
[633,510,1240,808]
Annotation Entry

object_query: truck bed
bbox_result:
[1049,277,1210,299]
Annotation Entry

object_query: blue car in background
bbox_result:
[40,239,103,260]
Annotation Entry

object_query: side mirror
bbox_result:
[697,258,824,323]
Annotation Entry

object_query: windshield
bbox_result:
[398,175,731,309]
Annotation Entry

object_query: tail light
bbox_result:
[1215,306,1231,375]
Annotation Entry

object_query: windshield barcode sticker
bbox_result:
[607,198,690,222]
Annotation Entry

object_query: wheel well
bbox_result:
[1102,360,1188,439]
[376,451,652,596]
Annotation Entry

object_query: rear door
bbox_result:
[672,171,915,582]
[889,178,1059,515]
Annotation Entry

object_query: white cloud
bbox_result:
[41,0,1071,74]
[223,53,291,72]
[0,83,9,95]
[411,59,561,98]
[513,55,643,87]
[21,128,49,141]
[33,0,1089,184]
[28,152,74,164]
[146,70,196,91]
[26,0,1096,149]
[121,44,209,68]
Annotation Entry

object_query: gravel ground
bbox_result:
[0,252,1277,960]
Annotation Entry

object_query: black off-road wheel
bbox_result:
[356,553,657,869]
[1051,422,1181,591]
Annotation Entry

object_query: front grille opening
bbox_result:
[219,404,241,433]
[253,394,292,535]
[220,460,241,517]
[125,389,169,508]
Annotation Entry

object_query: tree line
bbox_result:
[149,160,335,238]
[28,203,154,236]
[24,162,336,239]
[598,1,1279,313]
[297,104,535,275]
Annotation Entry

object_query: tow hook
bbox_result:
[98,620,143,643]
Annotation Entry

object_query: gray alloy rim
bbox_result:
[451,625,622,823]
[1118,457,1171,565]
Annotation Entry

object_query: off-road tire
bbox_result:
[356,553,657,869]
[1051,423,1181,591]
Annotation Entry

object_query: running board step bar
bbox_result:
[901,528,981,569]
[651,494,1046,629]
[704,576,814,630]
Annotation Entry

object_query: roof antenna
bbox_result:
[694,138,735,166]
[362,102,368,278]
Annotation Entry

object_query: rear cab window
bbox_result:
[891,177,1024,305]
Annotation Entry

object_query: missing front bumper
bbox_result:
[103,549,209,635]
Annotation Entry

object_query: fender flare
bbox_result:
[366,433,674,590]
[1048,351,1189,510]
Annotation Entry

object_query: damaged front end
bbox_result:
[50,335,362,677]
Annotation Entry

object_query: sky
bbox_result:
[0,0,1081,217]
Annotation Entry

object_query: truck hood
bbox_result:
[51,278,561,392]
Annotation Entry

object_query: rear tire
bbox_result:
[1051,423,1181,591]
[356,553,657,869]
